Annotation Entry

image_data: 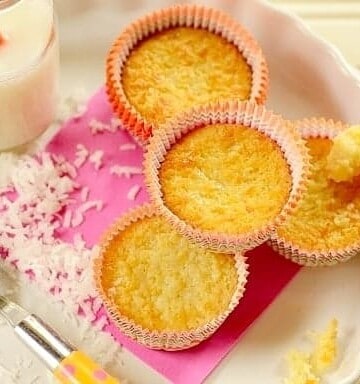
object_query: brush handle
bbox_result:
[14,314,73,370]
[14,315,119,383]
[54,351,120,383]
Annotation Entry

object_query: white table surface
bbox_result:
[1,1,360,383]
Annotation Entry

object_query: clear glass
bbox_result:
[0,0,59,151]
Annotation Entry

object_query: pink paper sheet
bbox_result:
[46,88,301,384]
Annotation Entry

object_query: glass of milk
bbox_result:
[0,0,59,151]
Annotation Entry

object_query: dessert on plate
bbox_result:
[94,204,248,351]
[106,4,269,143]
[144,100,310,253]
[270,118,360,266]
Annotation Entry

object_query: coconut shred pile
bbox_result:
[0,91,134,329]
[0,151,107,327]
[0,92,142,382]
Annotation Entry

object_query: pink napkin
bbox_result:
[46,88,301,384]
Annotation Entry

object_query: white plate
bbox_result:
[1,0,360,383]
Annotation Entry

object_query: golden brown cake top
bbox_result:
[277,138,360,251]
[100,215,238,332]
[159,123,292,236]
[122,27,252,127]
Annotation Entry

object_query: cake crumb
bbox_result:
[284,319,338,384]
[327,125,360,182]
[310,319,338,376]
[284,350,320,384]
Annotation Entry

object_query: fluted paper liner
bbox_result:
[144,100,310,253]
[106,4,269,145]
[94,204,249,351]
[269,117,360,267]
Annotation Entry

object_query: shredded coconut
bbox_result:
[89,150,104,171]
[78,200,103,214]
[73,233,86,250]
[110,165,142,178]
[88,119,112,135]
[89,117,124,135]
[80,186,90,202]
[0,186,15,196]
[127,185,141,201]
[92,297,103,315]
[0,153,19,191]
[63,162,77,179]
[110,117,124,131]
[93,315,110,332]
[56,89,88,123]
[0,155,77,251]
[74,144,89,169]
[62,209,73,228]
[119,143,137,151]
[71,210,84,228]
[0,147,124,382]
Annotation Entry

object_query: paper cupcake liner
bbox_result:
[94,203,249,351]
[144,100,310,253]
[269,117,358,267]
[106,4,269,145]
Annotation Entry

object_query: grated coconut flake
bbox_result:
[110,165,142,179]
[0,93,126,380]
[127,185,141,201]
[80,186,90,202]
[71,210,84,228]
[74,144,89,169]
[89,150,104,171]
[119,143,136,151]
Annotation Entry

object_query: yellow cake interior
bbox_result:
[122,27,252,127]
[284,351,320,384]
[327,125,360,182]
[277,138,360,251]
[159,124,292,235]
[284,319,338,384]
[310,319,338,376]
[101,215,238,332]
